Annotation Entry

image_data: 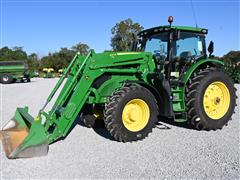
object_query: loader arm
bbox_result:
[1,49,153,158]
[0,50,105,158]
[40,50,105,143]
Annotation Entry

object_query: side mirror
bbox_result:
[208,41,214,56]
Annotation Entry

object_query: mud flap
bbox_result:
[0,107,49,159]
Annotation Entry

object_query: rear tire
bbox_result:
[104,84,158,142]
[0,74,13,84]
[186,67,236,130]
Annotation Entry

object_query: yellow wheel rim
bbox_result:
[203,81,230,120]
[122,99,150,132]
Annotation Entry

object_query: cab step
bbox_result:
[174,112,187,122]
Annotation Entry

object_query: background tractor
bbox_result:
[42,68,54,78]
[0,17,236,159]
[58,69,64,77]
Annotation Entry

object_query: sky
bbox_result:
[0,0,239,57]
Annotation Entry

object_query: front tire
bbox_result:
[186,67,236,130]
[104,84,158,142]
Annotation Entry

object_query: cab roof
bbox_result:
[138,25,208,36]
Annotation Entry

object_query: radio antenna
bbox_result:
[190,0,198,28]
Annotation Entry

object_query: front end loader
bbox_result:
[1,17,236,159]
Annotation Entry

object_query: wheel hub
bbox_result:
[203,81,230,120]
[3,76,9,81]
[214,97,221,105]
[122,99,150,132]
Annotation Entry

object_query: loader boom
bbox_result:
[40,52,80,113]
[0,50,107,158]
[41,50,101,143]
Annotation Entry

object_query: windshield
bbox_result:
[143,32,168,58]
[174,32,205,58]
[141,31,205,60]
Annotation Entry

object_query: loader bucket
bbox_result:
[0,107,48,159]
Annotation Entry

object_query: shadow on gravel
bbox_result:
[51,116,116,143]
[13,81,37,84]
[92,121,116,141]
[53,116,194,144]
[51,116,82,144]
[158,116,194,130]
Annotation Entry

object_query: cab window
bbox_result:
[174,32,205,59]
[144,32,168,58]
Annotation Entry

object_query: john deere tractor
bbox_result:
[1,17,236,159]
[58,69,64,77]
[42,68,54,78]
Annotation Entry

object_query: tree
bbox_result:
[0,43,91,71]
[111,18,143,51]
[27,53,39,70]
[40,47,76,70]
[39,42,90,70]
[72,42,90,55]
[221,51,240,83]
[221,51,240,64]
[0,46,28,61]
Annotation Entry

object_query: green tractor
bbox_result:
[1,17,236,159]
[58,68,64,77]
[42,68,54,78]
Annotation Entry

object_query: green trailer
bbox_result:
[0,61,31,84]
[1,17,237,159]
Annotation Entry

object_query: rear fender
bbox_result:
[183,59,224,84]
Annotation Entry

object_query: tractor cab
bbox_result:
[138,18,209,79]
[139,26,207,59]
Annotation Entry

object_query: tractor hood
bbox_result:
[87,51,152,70]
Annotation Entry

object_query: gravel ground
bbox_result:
[0,78,239,179]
